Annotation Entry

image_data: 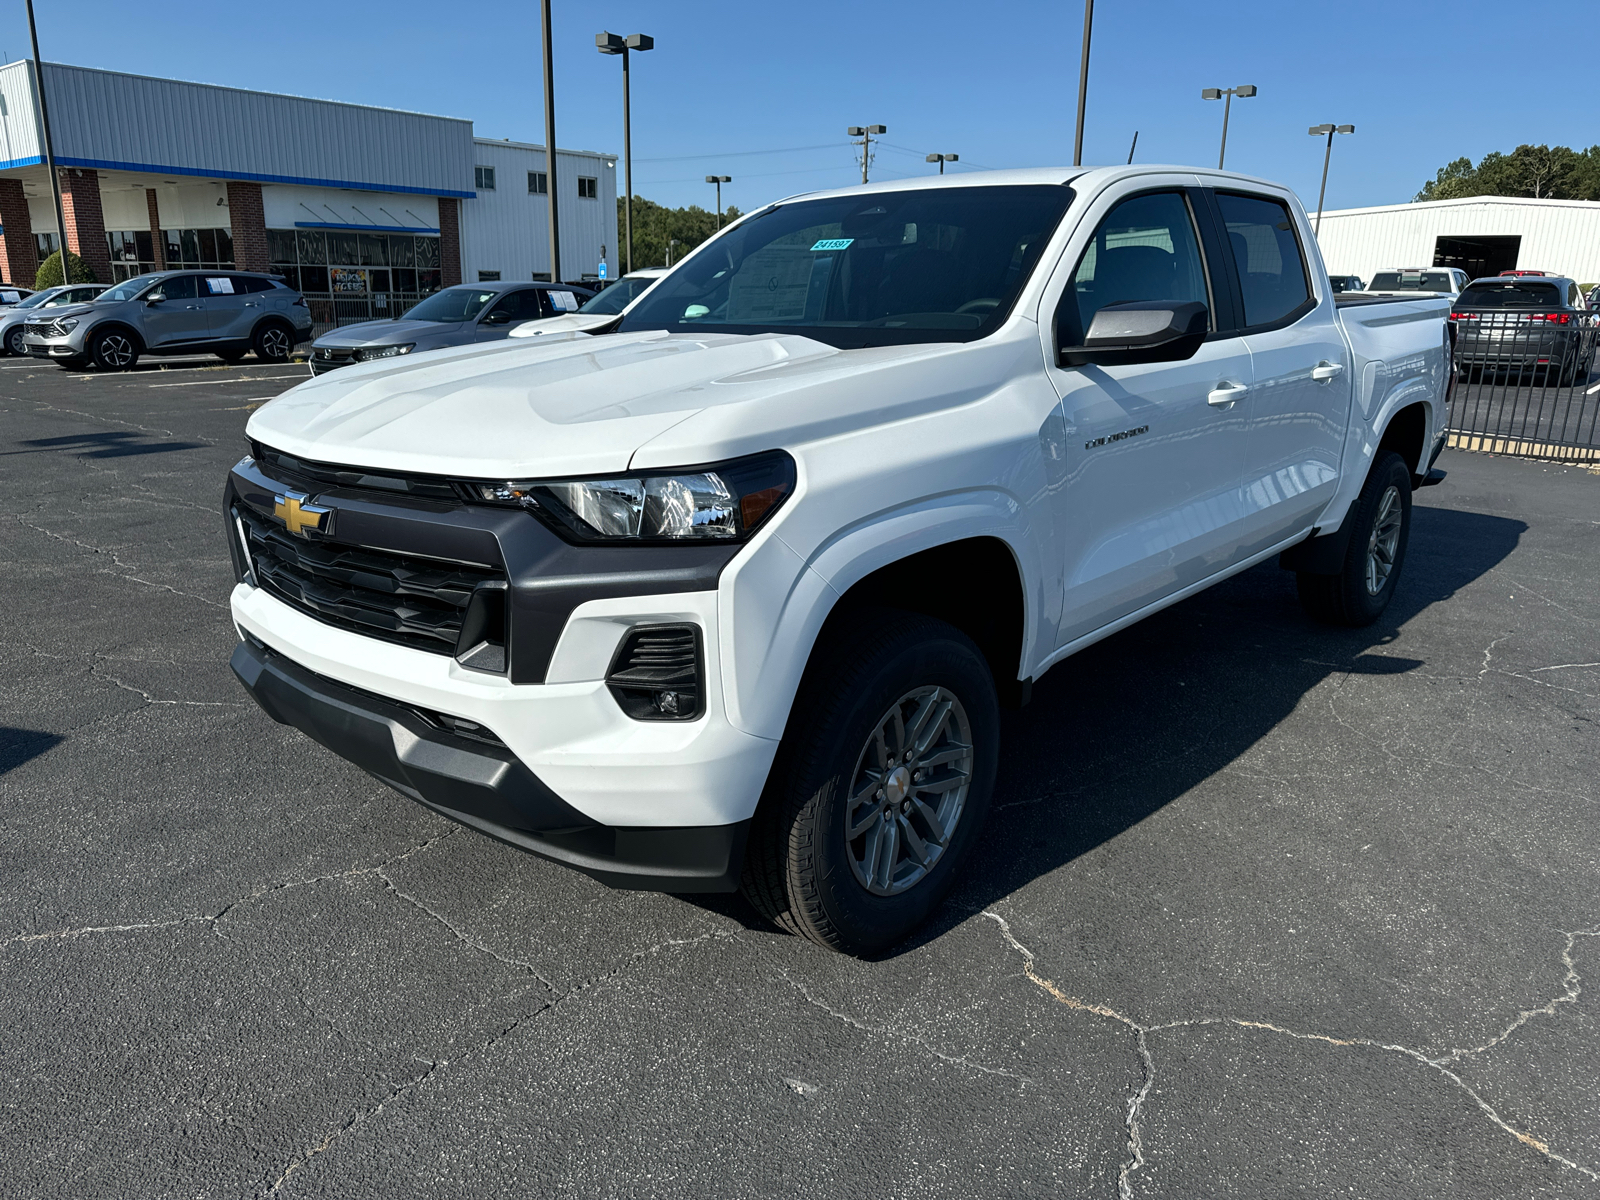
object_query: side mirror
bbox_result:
[482,310,511,325]
[144,294,163,305]
[1059,300,1208,367]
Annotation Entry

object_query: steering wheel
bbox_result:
[954,297,1000,315]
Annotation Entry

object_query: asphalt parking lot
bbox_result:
[3,355,1599,1199]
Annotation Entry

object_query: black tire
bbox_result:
[253,322,294,362]
[740,610,1000,955]
[5,327,26,357]
[89,329,139,371]
[1297,450,1412,627]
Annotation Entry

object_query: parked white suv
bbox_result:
[226,166,1453,954]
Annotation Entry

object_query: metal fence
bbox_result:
[302,293,428,341]
[1447,312,1600,463]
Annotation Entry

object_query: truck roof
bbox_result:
[772,164,1295,206]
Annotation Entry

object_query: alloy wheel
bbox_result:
[844,685,974,897]
[1365,485,1403,595]
[6,329,24,357]
[97,334,135,369]
[260,328,290,359]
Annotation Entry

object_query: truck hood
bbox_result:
[508,312,618,337]
[312,319,465,348]
[247,329,1009,481]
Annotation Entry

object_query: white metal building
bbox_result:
[1313,195,1600,286]
[0,59,616,304]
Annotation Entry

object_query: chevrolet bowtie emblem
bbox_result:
[272,490,333,538]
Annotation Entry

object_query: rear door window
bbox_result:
[1457,282,1564,307]
[1216,193,1311,328]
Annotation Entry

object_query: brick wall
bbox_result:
[147,189,165,271]
[60,168,110,283]
[226,181,268,272]
[438,198,461,287]
[0,177,39,286]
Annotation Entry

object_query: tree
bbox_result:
[35,249,97,289]
[1415,144,1600,202]
[618,196,742,270]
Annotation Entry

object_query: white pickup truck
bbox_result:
[226,166,1453,954]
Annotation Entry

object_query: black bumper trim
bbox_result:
[230,637,748,892]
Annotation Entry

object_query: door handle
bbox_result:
[1311,360,1345,382]
[244,301,260,308]
[1207,382,1249,407]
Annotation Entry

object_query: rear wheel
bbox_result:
[5,327,25,357]
[741,611,999,955]
[90,329,139,372]
[1297,451,1412,627]
[253,322,294,362]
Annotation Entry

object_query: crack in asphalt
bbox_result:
[778,970,1033,1087]
[983,912,1600,1193]
[13,514,227,609]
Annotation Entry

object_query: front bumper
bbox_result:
[25,337,85,358]
[232,635,750,891]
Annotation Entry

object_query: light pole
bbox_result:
[539,0,562,285]
[705,176,730,228]
[1308,124,1355,236]
[925,153,958,175]
[1073,0,1093,166]
[1201,85,1257,169]
[596,31,653,275]
[24,0,68,279]
[848,125,886,184]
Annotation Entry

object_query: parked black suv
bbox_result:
[1451,274,1597,385]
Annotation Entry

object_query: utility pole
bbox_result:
[925,153,958,175]
[25,0,68,279]
[1201,85,1257,170]
[1073,0,1093,166]
[1126,131,1138,164]
[539,0,561,285]
[596,31,653,274]
[848,125,886,184]
[705,175,730,228]
[1308,124,1355,235]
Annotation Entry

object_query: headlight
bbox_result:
[468,450,795,543]
[353,343,414,361]
[57,317,78,332]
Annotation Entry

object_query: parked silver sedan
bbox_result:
[0,284,109,356]
[307,281,594,375]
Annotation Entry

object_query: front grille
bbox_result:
[236,504,505,656]
[24,321,63,339]
[309,347,355,375]
[606,624,703,720]
[251,442,460,501]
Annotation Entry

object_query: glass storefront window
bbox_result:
[267,226,443,335]
[298,230,327,264]
[180,229,201,264]
[359,233,388,266]
[269,230,297,263]
[329,232,358,266]
[153,227,234,270]
[416,237,439,270]
[388,234,415,267]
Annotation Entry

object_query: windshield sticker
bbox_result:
[205,276,235,295]
[809,238,854,252]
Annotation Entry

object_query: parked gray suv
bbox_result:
[22,270,313,371]
[0,283,109,356]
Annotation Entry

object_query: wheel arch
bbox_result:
[89,321,146,355]
[1376,399,1430,482]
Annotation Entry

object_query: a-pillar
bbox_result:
[226,181,268,272]
[60,168,111,283]
[146,188,165,271]
[0,177,39,286]
[438,198,461,287]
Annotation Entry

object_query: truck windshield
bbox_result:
[1457,282,1565,307]
[1369,271,1455,292]
[618,184,1074,348]
[401,287,499,323]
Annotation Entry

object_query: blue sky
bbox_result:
[4,0,1591,214]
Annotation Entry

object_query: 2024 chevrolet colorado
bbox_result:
[225,166,1454,954]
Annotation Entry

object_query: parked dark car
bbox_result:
[1328,274,1364,293]
[1452,274,1597,385]
[308,281,595,374]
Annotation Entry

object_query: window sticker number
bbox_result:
[809,238,854,252]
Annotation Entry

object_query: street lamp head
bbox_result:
[705,175,730,183]
[847,126,865,137]
[868,125,887,135]
[1336,124,1355,134]
[1235,85,1257,98]
[595,31,625,54]
[1309,124,1335,135]
[926,154,941,162]
[625,34,653,51]
[1201,88,1222,100]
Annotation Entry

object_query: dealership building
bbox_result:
[0,60,617,318]
[1313,195,1600,286]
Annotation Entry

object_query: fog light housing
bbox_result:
[606,625,703,721]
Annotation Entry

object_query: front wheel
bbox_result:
[90,330,139,371]
[253,323,294,362]
[1297,450,1412,627]
[741,611,999,955]
[5,327,26,357]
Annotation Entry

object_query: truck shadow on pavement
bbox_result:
[8,430,209,459]
[696,502,1529,954]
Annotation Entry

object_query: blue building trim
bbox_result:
[0,155,45,171]
[42,155,475,199]
[294,221,440,234]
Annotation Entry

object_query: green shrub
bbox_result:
[34,249,97,290]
